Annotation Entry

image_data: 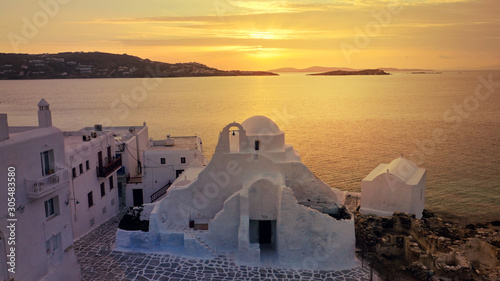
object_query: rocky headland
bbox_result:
[0,52,278,79]
[308,69,390,76]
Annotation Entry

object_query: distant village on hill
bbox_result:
[0,52,277,79]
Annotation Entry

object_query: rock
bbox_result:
[422,209,435,219]
[406,262,428,280]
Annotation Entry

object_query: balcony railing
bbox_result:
[97,156,122,178]
[26,167,68,199]
[150,181,171,203]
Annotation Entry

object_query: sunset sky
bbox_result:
[1,0,499,71]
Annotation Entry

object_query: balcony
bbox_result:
[26,167,68,199]
[126,173,142,184]
[97,156,122,178]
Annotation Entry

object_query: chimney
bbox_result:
[0,113,9,141]
[165,134,174,146]
[37,98,52,128]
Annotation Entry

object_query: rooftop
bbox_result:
[363,156,426,185]
[83,125,147,142]
[0,126,62,148]
[148,136,199,151]
[63,130,113,153]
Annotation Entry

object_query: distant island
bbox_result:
[411,71,443,74]
[308,69,390,76]
[0,52,278,79]
[269,66,433,72]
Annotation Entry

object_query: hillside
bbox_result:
[308,69,390,76]
[0,52,278,79]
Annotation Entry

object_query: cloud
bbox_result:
[1,0,498,70]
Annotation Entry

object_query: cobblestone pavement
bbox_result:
[74,214,370,281]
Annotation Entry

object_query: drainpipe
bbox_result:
[135,129,141,175]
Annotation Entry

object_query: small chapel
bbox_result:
[128,116,358,270]
[360,155,426,219]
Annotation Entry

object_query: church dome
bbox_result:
[241,115,281,135]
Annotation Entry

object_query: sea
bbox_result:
[1,71,499,223]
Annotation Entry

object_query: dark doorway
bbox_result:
[132,189,143,206]
[118,183,125,207]
[98,151,103,168]
[107,146,112,162]
[259,220,272,244]
[255,140,260,151]
[176,169,184,178]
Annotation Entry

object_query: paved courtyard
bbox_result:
[74,213,371,281]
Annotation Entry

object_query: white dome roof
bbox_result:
[386,156,419,182]
[241,115,281,135]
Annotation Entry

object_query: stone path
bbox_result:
[74,214,371,281]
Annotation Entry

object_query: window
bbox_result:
[255,140,260,151]
[72,168,77,178]
[161,158,166,164]
[79,163,84,174]
[181,157,186,164]
[44,197,59,218]
[45,233,61,255]
[109,176,114,190]
[117,166,125,176]
[88,191,94,208]
[86,160,90,170]
[40,149,55,176]
[100,182,106,197]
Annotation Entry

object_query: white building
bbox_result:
[95,125,149,208]
[140,135,206,205]
[117,116,356,270]
[64,127,121,239]
[360,155,426,219]
[0,100,80,281]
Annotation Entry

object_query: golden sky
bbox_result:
[1,0,499,70]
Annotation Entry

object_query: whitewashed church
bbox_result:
[118,116,357,270]
[360,155,426,219]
